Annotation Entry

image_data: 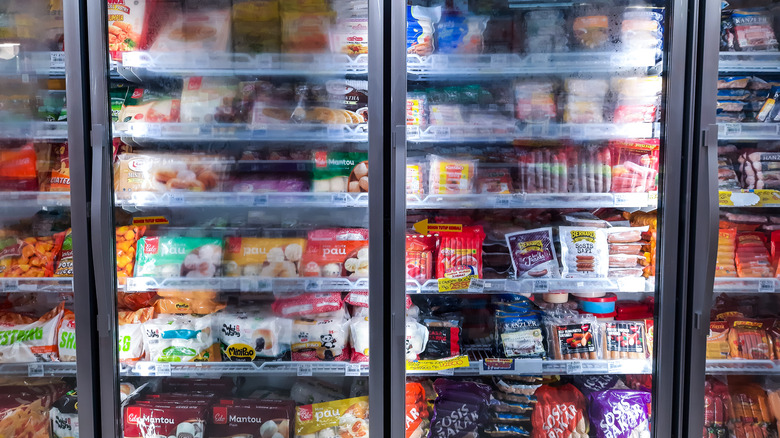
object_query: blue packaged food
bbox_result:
[407,5,441,56]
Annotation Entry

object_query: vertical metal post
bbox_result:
[85,0,121,435]
[63,0,99,435]
[367,0,387,434]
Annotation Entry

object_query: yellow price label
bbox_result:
[754,190,780,207]
[406,355,470,371]
[413,219,462,235]
[438,276,477,292]
[132,216,169,226]
[718,191,734,206]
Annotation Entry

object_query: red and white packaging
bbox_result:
[210,400,294,438]
[124,403,208,438]
[291,308,351,362]
[301,228,369,278]
[436,226,485,279]
[272,292,343,318]
[610,139,660,193]
[107,0,155,61]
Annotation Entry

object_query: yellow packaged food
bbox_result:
[223,237,306,277]
[295,396,368,437]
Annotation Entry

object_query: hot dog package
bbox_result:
[0,303,64,362]
[602,321,648,360]
[429,379,491,438]
[727,317,773,360]
[294,396,369,438]
[531,384,589,438]
[546,311,601,360]
[217,309,292,361]
[505,228,559,279]
[436,226,485,279]
[223,237,306,277]
[559,226,609,278]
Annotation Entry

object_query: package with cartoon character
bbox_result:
[294,396,369,438]
[291,308,350,362]
[217,308,292,361]
[223,237,306,277]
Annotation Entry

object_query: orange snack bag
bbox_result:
[116,225,145,284]
[0,143,38,191]
[0,234,64,278]
[154,290,226,314]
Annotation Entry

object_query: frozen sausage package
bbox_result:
[587,390,651,438]
[559,226,609,278]
[545,311,601,360]
[427,155,477,195]
[505,227,560,279]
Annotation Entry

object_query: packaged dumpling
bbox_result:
[223,237,306,277]
[134,236,223,278]
[142,313,219,362]
[217,309,292,361]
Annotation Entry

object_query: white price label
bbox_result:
[145,124,161,138]
[613,193,635,207]
[493,196,510,208]
[345,364,362,376]
[491,54,509,67]
[532,280,549,293]
[468,279,485,293]
[607,361,621,373]
[297,364,313,376]
[431,126,451,139]
[169,193,186,205]
[240,279,256,292]
[439,368,455,376]
[50,52,65,70]
[332,193,348,204]
[758,279,775,293]
[305,280,321,292]
[256,279,272,292]
[406,125,420,138]
[28,363,44,377]
[327,126,344,137]
[154,363,171,376]
[722,123,742,136]
[257,54,273,70]
[253,195,268,206]
[3,280,18,292]
[566,361,583,374]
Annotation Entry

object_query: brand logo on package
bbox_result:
[298,405,313,422]
[143,238,159,254]
[213,407,228,424]
[314,151,328,168]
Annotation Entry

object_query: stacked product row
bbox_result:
[718,77,780,124]
[716,212,780,278]
[406,77,662,128]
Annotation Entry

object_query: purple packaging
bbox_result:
[572,375,621,396]
[229,175,309,193]
[505,227,560,278]
[587,390,651,438]
[429,379,491,438]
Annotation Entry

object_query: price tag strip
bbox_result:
[406,355,470,373]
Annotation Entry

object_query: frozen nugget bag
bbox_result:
[505,228,560,278]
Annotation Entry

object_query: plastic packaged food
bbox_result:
[123,402,209,438]
[117,87,181,124]
[50,389,79,438]
[427,155,477,195]
[707,320,731,360]
[0,234,64,278]
[223,237,305,277]
[179,77,239,124]
[0,144,38,191]
[602,320,647,359]
[610,139,660,193]
[142,313,219,362]
[350,311,369,362]
[295,396,368,438]
[477,167,513,194]
[429,379,491,438]
[312,151,369,193]
[217,309,292,361]
[148,9,231,53]
[524,9,568,53]
[564,79,608,123]
[291,308,350,361]
[546,312,600,360]
[406,382,429,438]
[407,93,428,127]
[107,0,151,60]
[572,14,609,49]
[118,307,154,364]
[134,236,223,278]
[405,318,429,361]
[53,229,73,277]
[116,226,146,283]
[57,310,76,362]
[495,305,546,359]
[0,303,64,362]
[281,10,333,53]
[114,153,226,198]
[588,390,651,438]
[436,226,485,279]
[731,9,779,51]
[301,228,368,278]
[531,384,589,437]
[727,318,773,360]
[559,226,609,278]
[272,292,343,318]
[514,81,557,123]
[406,234,436,282]
[621,8,663,54]
[420,315,462,359]
[578,294,617,314]
[505,227,559,279]
[211,400,294,438]
[436,12,487,54]
[407,5,441,56]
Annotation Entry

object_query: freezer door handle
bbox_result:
[699,124,719,337]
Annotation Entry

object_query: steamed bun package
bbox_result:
[135,236,223,278]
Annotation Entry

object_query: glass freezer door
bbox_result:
[95,0,379,436]
[400,0,685,436]
[0,0,84,436]
[698,3,780,438]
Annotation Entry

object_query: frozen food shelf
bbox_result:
[718,123,780,141]
[0,192,70,208]
[706,360,780,375]
[122,361,369,377]
[719,52,780,73]
[0,362,77,377]
[407,51,660,79]
[406,277,653,294]
[0,51,64,77]
[406,358,652,376]
[0,121,68,140]
[407,193,652,210]
[118,52,368,81]
[718,190,780,208]
[121,276,368,293]
[114,122,368,143]
[407,123,659,142]
[713,278,780,293]
[115,192,367,211]
[0,277,74,293]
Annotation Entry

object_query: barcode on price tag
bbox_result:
[28,364,44,377]
[532,280,548,293]
[305,280,321,292]
[154,364,172,376]
[3,280,18,292]
[253,195,268,206]
[298,364,313,376]
[332,193,348,204]
[758,279,775,293]
[722,123,741,136]
[613,193,636,207]
[240,278,256,292]
[468,279,485,293]
[566,361,583,374]
[491,54,509,66]
[607,361,621,373]
[493,196,510,208]
[345,364,362,376]
[439,368,454,376]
